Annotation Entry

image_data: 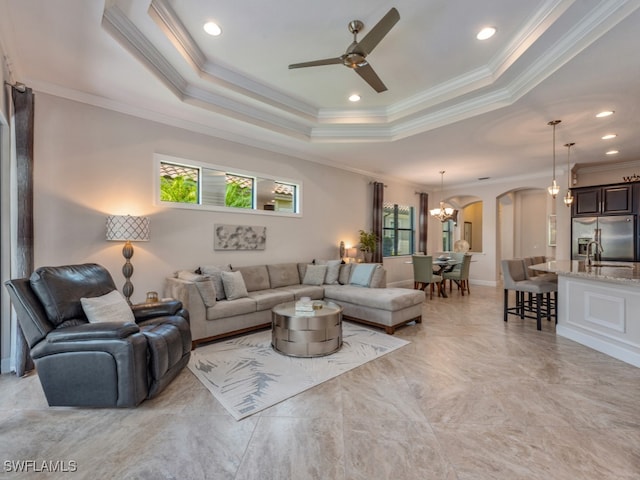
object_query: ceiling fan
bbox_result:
[288,8,400,93]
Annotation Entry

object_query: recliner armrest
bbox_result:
[131,300,183,322]
[46,322,140,343]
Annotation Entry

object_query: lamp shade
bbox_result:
[106,215,150,242]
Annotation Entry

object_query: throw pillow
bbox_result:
[319,260,341,285]
[200,264,231,300]
[221,271,249,300]
[176,270,217,307]
[369,264,385,288]
[302,264,327,286]
[338,263,352,285]
[349,263,378,287]
[81,290,136,324]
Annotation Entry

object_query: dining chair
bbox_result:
[443,253,471,295]
[412,255,443,299]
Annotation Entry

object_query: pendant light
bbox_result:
[563,142,575,206]
[547,120,561,198]
[430,171,455,222]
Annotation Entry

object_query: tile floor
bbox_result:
[1,285,639,479]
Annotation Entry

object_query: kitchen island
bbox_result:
[531,260,640,367]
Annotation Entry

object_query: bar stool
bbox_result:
[501,259,557,330]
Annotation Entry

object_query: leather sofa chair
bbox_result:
[5,263,191,407]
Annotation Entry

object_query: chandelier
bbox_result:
[430,171,455,222]
[547,120,561,197]
[563,142,575,206]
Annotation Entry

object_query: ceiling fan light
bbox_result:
[596,110,614,118]
[601,134,617,140]
[348,94,361,102]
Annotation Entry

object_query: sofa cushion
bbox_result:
[267,263,301,288]
[206,297,257,321]
[324,285,423,312]
[302,265,327,285]
[80,290,136,324]
[177,270,217,307]
[370,265,386,288]
[200,264,232,300]
[234,265,271,292]
[221,271,249,300]
[248,289,294,310]
[275,285,324,300]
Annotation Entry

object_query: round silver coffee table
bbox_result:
[272,301,343,357]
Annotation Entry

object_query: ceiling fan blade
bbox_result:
[355,63,387,93]
[357,7,400,55]
[288,57,343,69]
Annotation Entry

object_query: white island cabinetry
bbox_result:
[531,260,640,367]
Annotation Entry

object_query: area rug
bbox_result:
[188,322,409,420]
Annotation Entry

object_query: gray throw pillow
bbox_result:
[338,264,352,285]
[221,271,249,300]
[321,260,341,284]
[177,270,217,307]
[200,264,231,300]
[302,264,327,286]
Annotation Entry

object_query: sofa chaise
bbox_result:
[164,261,424,348]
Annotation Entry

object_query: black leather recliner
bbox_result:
[5,263,191,407]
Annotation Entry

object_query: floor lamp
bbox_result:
[106,215,150,304]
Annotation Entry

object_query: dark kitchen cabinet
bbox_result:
[572,184,633,216]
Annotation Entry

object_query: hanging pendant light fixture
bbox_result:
[430,171,455,222]
[563,142,575,206]
[547,120,561,197]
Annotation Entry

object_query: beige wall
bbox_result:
[31,94,425,302]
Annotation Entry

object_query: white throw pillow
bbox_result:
[221,271,249,300]
[302,264,327,286]
[81,290,136,324]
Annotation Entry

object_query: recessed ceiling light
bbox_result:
[204,21,222,36]
[606,150,619,155]
[348,94,361,102]
[601,134,617,140]
[596,110,614,118]
[476,27,496,40]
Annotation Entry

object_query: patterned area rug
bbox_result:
[188,322,409,420]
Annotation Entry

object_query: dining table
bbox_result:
[432,257,461,298]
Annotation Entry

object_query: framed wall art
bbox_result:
[214,224,266,250]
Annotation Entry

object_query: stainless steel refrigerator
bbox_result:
[571,215,635,261]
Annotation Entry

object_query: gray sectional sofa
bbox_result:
[164,261,424,348]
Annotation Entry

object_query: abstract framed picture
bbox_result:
[214,224,266,250]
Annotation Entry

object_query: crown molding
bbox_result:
[102,0,640,143]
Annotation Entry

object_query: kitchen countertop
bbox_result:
[530,260,640,286]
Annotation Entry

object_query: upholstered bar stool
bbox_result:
[501,259,557,330]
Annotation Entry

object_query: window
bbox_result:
[156,154,301,216]
[442,219,455,251]
[382,202,414,256]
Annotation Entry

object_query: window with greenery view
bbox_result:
[157,156,300,215]
[382,202,414,256]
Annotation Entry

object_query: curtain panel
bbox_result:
[372,182,384,263]
[418,192,429,254]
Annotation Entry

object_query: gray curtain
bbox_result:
[418,192,429,254]
[372,182,384,263]
[12,85,35,376]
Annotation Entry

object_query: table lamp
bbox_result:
[106,215,150,304]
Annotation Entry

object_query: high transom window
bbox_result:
[156,154,301,216]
